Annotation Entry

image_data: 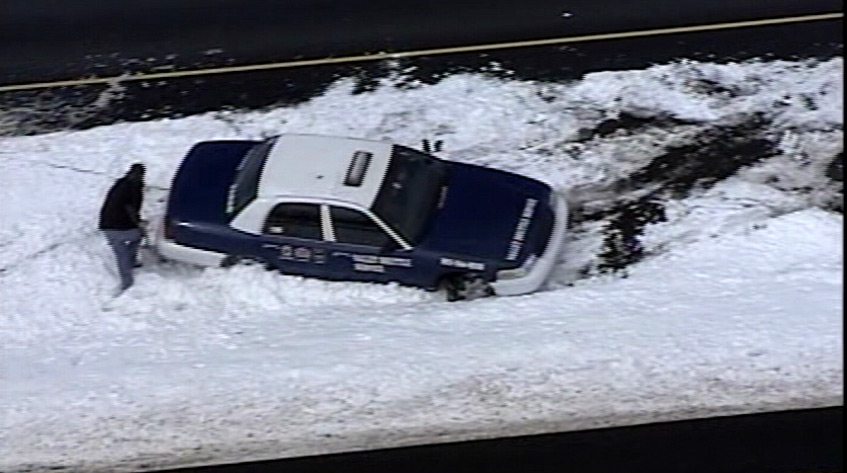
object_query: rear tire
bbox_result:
[441,273,494,302]
[220,255,239,268]
[220,255,273,271]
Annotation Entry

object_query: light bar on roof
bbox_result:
[344,150,373,187]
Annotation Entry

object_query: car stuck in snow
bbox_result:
[154,134,568,300]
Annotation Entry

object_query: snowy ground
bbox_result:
[0,58,843,473]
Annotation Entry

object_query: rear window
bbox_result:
[228,137,277,217]
[371,145,447,244]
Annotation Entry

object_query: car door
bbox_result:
[323,205,415,284]
[259,202,328,278]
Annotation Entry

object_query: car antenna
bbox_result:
[422,139,444,154]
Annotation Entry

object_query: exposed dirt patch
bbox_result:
[568,114,780,276]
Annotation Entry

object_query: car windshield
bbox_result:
[228,136,276,217]
[371,145,448,245]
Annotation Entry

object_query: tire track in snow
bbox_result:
[0,157,169,276]
[0,230,101,276]
[1,156,170,191]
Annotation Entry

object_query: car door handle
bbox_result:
[262,243,281,249]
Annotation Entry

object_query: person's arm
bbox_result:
[124,204,140,225]
[123,182,143,226]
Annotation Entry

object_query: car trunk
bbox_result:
[166,141,258,226]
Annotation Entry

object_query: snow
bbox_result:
[0,58,843,473]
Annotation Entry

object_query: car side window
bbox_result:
[330,206,390,247]
[264,203,322,240]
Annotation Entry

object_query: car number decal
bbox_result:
[440,257,485,271]
[506,198,537,261]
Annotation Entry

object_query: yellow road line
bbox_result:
[1,12,842,93]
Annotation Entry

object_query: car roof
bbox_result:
[257,134,393,208]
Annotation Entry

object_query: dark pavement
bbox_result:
[1,13,841,135]
[1,0,842,84]
[155,407,843,473]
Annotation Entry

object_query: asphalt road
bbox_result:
[1,0,842,84]
[1,6,842,135]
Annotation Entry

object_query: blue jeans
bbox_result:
[103,228,142,290]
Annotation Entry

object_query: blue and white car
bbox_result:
[154,134,568,300]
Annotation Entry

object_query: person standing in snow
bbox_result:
[99,163,145,294]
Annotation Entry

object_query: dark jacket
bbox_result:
[99,176,143,230]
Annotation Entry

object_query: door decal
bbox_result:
[331,251,413,272]
[264,244,326,264]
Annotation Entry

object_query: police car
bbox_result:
[154,134,568,300]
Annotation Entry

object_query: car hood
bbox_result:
[419,162,553,265]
